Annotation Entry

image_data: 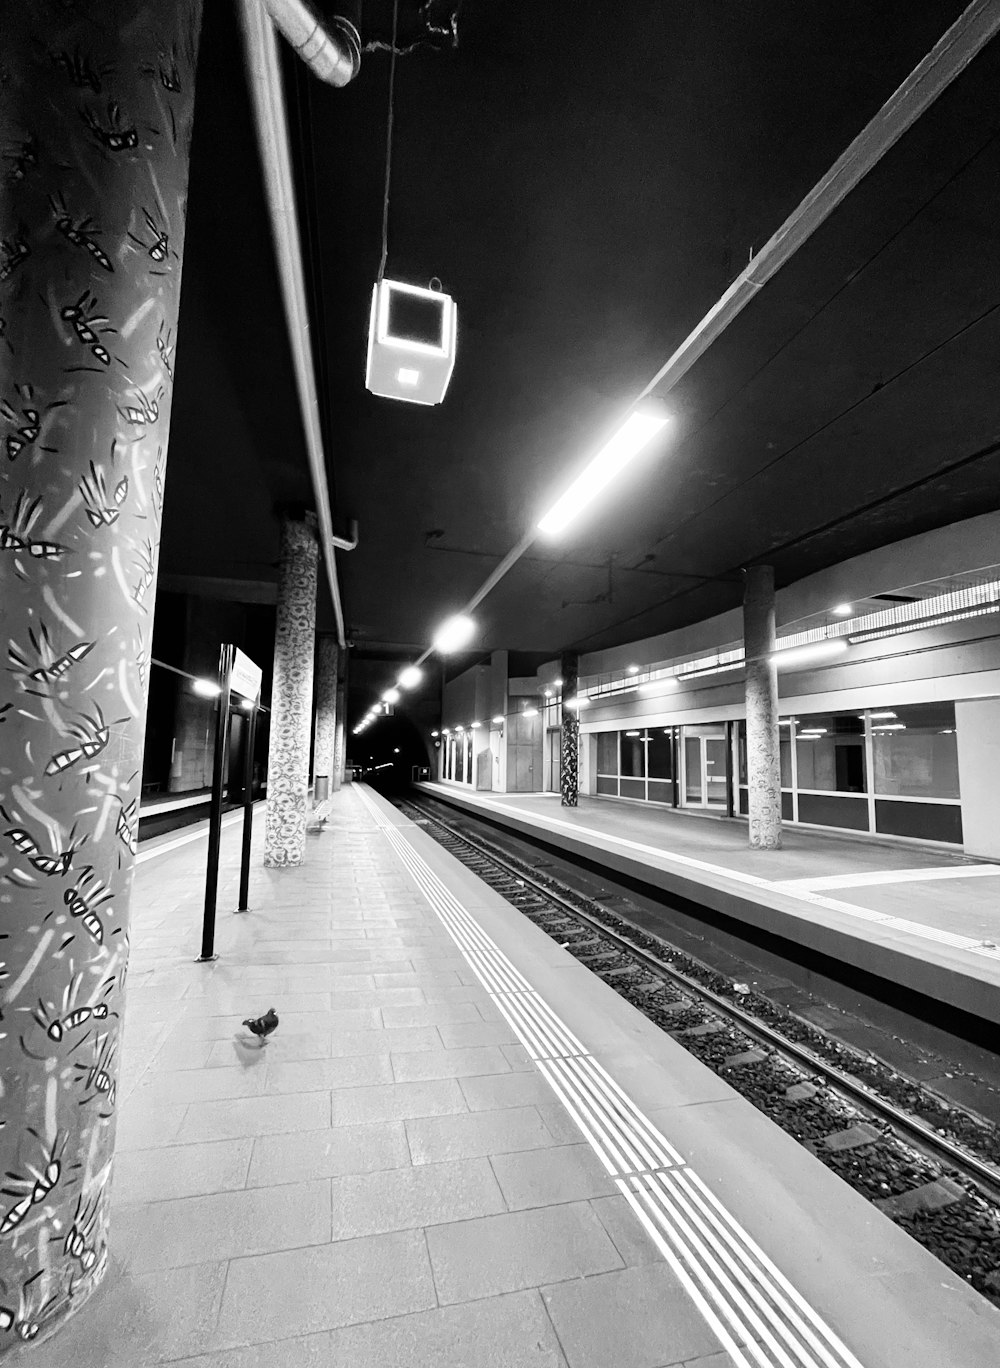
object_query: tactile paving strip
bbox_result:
[357,786,867,1368]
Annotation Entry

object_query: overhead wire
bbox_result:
[378,0,400,282]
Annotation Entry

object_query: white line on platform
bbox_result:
[356,783,865,1368]
[774,865,1000,890]
[433,790,1000,963]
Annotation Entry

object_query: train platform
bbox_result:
[417,783,1000,1029]
[15,783,1000,1368]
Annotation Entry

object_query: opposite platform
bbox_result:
[8,784,999,1368]
[418,782,1000,1027]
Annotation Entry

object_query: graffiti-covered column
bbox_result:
[263,515,319,866]
[744,564,782,849]
[333,673,346,791]
[560,652,580,806]
[312,635,338,799]
[0,1,203,1348]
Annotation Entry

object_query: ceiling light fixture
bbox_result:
[522,707,538,718]
[193,678,221,698]
[627,664,640,675]
[639,677,679,694]
[492,715,504,724]
[432,613,476,654]
[536,407,670,536]
[868,710,897,720]
[470,721,481,728]
[772,639,848,670]
[382,687,401,704]
[832,603,854,616]
[398,665,422,689]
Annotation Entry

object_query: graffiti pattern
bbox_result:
[313,637,339,786]
[560,652,580,807]
[0,1,203,1351]
[263,517,319,867]
[744,566,783,849]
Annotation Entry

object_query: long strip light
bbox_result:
[772,639,848,669]
[432,613,476,654]
[537,408,670,536]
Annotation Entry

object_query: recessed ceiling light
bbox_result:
[627,664,640,674]
[832,603,853,616]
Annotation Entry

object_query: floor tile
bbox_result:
[328,1156,505,1239]
[541,1264,720,1368]
[329,1078,468,1125]
[406,1106,556,1164]
[6,1257,229,1366]
[115,1103,189,1152]
[247,1122,409,1187]
[112,1138,254,1205]
[112,1179,330,1271]
[489,1143,616,1208]
[178,1090,330,1143]
[459,1071,554,1112]
[155,1334,336,1368]
[391,1045,512,1082]
[209,1229,437,1348]
[263,1054,393,1095]
[323,1289,569,1367]
[380,1001,483,1028]
[206,1032,333,1067]
[427,1202,623,1303]
[132,1065,268,1107]
[589,1194,662,1267]
[437,1018,520,1049]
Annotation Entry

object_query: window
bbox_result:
[647,729,673,779]
[620,731,646,778]
[737,722,792,787]
[871,702,959,799]
[795,713,866,793]
[596,731,618,774]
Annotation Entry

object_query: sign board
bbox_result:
[230,648,262,702]
[365,278,457,406]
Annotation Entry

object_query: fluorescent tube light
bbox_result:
[398,665,422,688]
[432,613,476,654]
[382,688,401,704]
[536,408,669,536]
[832,603,853,616]
[492,715,504,724]
[193,678,220,698]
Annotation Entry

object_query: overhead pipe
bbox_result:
[239,0,362,647]
[262,0,361,86]
[409,0,1000,672]
[331,517,360,551]
[634,0,1000,404]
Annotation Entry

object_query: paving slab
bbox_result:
[328,1156,506,1239]
[426,1201,624,1303]
[541,1264,721,1368]
[112,1137,254,1205]
[208,1228,437,1349]
[329,1077,468,1125]
[405,1105,557,1163]
[489,1142,618,1208]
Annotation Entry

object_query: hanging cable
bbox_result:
[377,0,400,282]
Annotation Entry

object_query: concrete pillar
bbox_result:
[333,677,346,791]
[264,516,319,866]
[312,636,338,798]
[0,1,203,1346]
[743,565,782,848]
[560,652,580,807]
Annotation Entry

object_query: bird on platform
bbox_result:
[242,1007,278,1045]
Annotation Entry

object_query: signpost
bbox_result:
[197,644,262,961]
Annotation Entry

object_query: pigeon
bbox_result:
[242,1006,278,1045]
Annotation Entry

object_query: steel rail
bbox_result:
[402,796,1000,1205]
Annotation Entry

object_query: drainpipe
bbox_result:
[239,0,362,647]
[263,0,361,86]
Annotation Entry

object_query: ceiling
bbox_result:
[161,1,1000,715]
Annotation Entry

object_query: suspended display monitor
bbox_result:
[365,278,457,405]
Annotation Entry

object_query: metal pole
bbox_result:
[237,702,258,912]
[199,642,234,960]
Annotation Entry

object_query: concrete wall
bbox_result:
[955,698,1000,860]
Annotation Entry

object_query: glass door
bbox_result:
[681,726,729,809]
[705,736,728,807]
[683,736,703,804]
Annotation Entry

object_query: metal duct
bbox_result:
[262,0,362,86]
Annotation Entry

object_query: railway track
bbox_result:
[395,794,1000,1307]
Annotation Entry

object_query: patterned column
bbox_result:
[744,564,782,849]
[332,677,346,791]
[0,1,203,1348]
[559,652,580,807]
[263,516,319,866]
[312,636,338,795]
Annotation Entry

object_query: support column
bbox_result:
[264,515,319,866]
[560,652,580,806]
[744,564,782,849]
[312,635,338,800]
[333,675,346,791]
[0,1,203,1346]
